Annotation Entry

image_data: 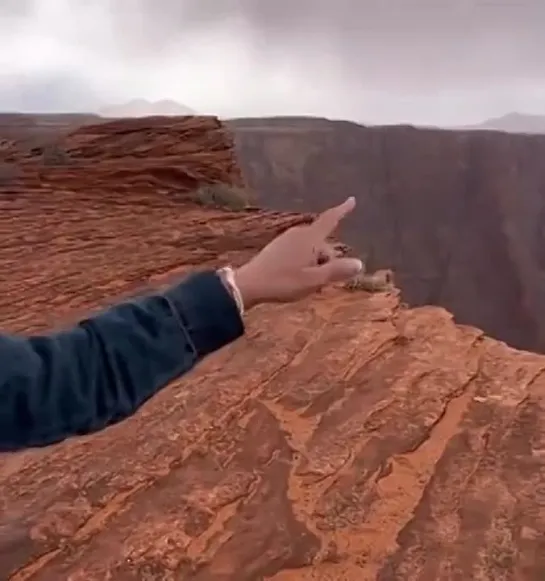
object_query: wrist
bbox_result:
[217,266,245,316]
[232,264,262,311]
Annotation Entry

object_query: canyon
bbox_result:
[0,115,544,580]
[231,116,545,352]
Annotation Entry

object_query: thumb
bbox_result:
[303,257,363,289]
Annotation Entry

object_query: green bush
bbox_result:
[192,183,249,211]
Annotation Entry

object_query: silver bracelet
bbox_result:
[217,266,245,317]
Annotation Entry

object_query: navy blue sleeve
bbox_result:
[0,271,244,451]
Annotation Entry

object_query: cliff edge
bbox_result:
[0,117,544,581]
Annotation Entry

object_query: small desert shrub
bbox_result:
[42,144,72,167]
[192,183,249,211]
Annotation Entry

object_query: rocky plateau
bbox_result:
[0,116,544,580]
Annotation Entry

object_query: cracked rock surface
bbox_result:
[1,116,545,581]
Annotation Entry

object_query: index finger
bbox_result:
[311,197,356,238]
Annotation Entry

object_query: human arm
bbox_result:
[0,270,244,452]
[0,196,360,452]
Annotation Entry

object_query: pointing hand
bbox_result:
[234,197,362,308]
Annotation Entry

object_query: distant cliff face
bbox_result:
[231,117,545,353]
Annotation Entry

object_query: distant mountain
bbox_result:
[99,99,196,118]
[464,112,545,134]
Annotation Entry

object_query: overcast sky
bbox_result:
[1,0,544,125]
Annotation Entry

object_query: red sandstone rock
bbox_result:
[0,117,544,580]
[0,113,100,152]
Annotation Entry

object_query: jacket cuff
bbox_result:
[164,270,244,358]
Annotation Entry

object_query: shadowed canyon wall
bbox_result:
[231,118,545,353]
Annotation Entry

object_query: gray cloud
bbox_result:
[0,74,103,113]
[0,0,36,18]
[105,0,545,89]
[1,1,545,123]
